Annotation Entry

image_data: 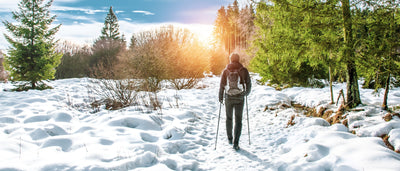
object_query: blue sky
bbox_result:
[51,0,227,24]
[0,0,250,49]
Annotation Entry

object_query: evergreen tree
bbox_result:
[250,0,363,107]
[250,1,329,87]
[238,5,255,50]
[212,6,230,69]
[355,2,400,110]
[341,0,361,108]
[300,0,342,103]
[100,6,121,40]
[91,6,125,78]
[226,0,240,54]
[2,0,62,90]
[213,6,229,52]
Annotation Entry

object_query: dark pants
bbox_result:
[225,95,244,146]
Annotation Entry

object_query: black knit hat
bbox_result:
[230,53,240,63]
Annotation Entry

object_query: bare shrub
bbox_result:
[128,25,209,91]
[169,78,201,90]
[140,91,163,112]
[210,46,228,75]
[88,62,139,110]
[286,115,296,128]
[89,78,138,110]
[166,27,209,89]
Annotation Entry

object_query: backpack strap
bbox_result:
[237,67,245,84]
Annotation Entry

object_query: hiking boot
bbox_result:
[228,139,233,145]
[233,144,240,151]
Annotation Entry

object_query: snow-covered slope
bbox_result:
[0,76,399,170]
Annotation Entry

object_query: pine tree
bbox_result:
[250,0,363,107]
[2,0,62,90]
[355,2,400,110]
[226,0,240,54]
[238,5,255,49]
[100,6,121,40]
[341,0,361,108]
[212,6,230,69]
[90,6,125,78]
[213,6,229,51]
[250,1,329,87]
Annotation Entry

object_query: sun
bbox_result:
[186,24,215,48]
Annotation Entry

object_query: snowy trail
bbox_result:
[177,78,294,170]
[195,100,290,170]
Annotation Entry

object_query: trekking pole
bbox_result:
[246,95,251,145]
[215,101,222,150]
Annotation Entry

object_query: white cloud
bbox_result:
[0,0,18,12]
[54,12,95,22]
[0,0,94,13]
[0,0,104,14]
[55,22,103,45]
[52,6,106,14]
[132,10,155,16]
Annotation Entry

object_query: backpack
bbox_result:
[226,68,245,96]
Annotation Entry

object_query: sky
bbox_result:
[0,0,252,50]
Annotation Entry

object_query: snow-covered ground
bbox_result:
[0,75,400,171]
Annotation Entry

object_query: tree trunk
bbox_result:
[341,0,361,108]
[382,74,390,110]
[31,81,36,89]
[345,58,361,107]
[329,65,334,104]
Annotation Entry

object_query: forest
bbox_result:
[213,0,400,109]
[1,0,400,110]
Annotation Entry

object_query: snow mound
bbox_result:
[108,116,161,131]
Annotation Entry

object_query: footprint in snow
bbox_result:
[140,132,159,142]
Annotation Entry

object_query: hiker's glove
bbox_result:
[219,96,223,103]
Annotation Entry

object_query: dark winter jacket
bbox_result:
[219,62,251,102]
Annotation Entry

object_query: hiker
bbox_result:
[219,53,251,150]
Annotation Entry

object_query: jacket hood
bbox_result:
[227,62,243,71]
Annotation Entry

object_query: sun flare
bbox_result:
[186,24,215,48]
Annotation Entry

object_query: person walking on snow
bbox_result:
[219,53,251,150]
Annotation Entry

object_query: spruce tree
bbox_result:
[2,0,62,90]
[213,6,229,52]
[226,0,240,54]
[250,1,329,87]
[250,0,363,107]
[90,6,125,78]
[100,6,121,40]
[356,2,400,110]
[341,0,361,108]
